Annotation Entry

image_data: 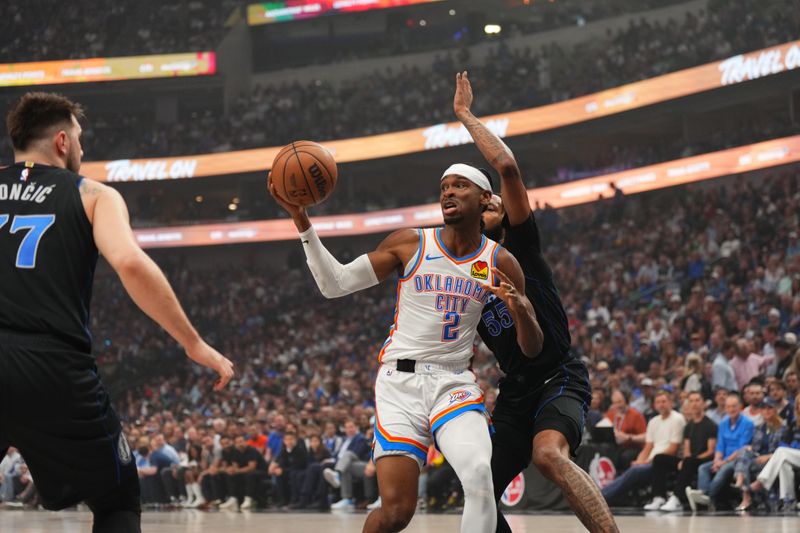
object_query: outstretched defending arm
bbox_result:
[84,179,234,390]
[269,179,414,298]
[453,71,531,227]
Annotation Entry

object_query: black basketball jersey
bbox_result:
[478,212,572,380]
[0,162,97,352]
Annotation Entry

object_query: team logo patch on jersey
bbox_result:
[471,260,489,280]
[117,433,132,465]
[449,390,472,404]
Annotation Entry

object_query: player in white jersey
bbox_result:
[270,72,543,533]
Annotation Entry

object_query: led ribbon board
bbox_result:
[79,40,800,183]
[0,52,216,87]
[132,134,800,248]
[247,0,444,25]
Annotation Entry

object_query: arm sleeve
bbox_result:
[299,226,379,298]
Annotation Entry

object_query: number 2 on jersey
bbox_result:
[0,214,56,269]
[442,311,461,341]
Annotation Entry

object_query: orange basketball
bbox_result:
[270,141,338,207]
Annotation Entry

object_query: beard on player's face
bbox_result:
[440,179,486,227]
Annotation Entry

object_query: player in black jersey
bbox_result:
[0,93,234,532]
[454,75,619,532]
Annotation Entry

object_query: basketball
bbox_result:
[270,140,338,207]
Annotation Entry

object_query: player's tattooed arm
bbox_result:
[453,71,531,225]
[79,180,104,196]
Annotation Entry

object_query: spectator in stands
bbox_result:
[149,433,183,504]
[298,434,332,510]
[269,431,309,508]
[687,392,755,511]
[246,422,268,454]
[630,378,655,418]
[0,447,23,503]
[134,437,159,505]
[647,391,717,512]
[322,419,371,510]
[712,340,738,392]
[706,387,729,426]
[748,395,800,508]
[769,333,797,378]
[731,339,770,390]
[606,388,647,470]
[601,391,685,506]
[322,422,344,457]
[209,436,236,508]
[734,397,785,511]
[267,414,287,461]
[217,435,269,511]
[742,382,766,426]
[3,463,37,508]
[768,380,793,425]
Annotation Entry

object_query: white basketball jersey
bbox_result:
[379,227,500,364]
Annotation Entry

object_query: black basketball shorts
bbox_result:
[0,331,139,511]
[491,357,591,465]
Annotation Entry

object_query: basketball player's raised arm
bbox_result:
[84,180,234,390]
[484,249,543,358]
[269,179,413,298]
[453,71,531,227]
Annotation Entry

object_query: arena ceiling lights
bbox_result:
[247,0,445,25]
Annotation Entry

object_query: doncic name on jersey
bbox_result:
[0,168,57,204]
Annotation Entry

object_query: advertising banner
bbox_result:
[81,40,800,183]
[0,52,216,87]
[132,134,800,248]
[247,0,444,26]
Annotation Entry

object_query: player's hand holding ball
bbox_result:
[268,140,337,209]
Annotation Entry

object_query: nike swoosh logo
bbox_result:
[543,375,558,386]
[425,254,444,260]
[302,240,309,244]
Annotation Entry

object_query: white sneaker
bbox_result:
[219,496,239,510]
[685,488,709,513]
[367,497,381,510]
[189,495,207,508]
[330,498,354,511]
[660,495,683,512]
[241,496,253,510]
[323,468,342,489]
[644,496,666,510]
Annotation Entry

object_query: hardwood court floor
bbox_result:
[1,510,799,532]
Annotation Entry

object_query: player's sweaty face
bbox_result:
[440,175,482,224]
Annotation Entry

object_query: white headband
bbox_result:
[441,163,492,192]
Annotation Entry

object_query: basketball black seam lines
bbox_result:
[281,148,293,203]
[291,142,318,204]
[293,150,336,190]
